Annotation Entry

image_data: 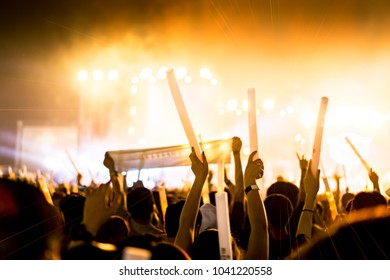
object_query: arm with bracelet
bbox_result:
[103,152,130,221]
[295,161,320,242]
[243,151,268,260]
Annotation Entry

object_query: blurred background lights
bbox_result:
[156,67,168,79]
[108,70,119,80]
[184,76,192,84]
[200,67,213,79]
[226,99,238,111]
[92,70,103,80]
[263,98,275,111]
[139,68,152,80]
[130,85,138,94]
[210,78,218,86]
[77,70,88,81]
[129,106,137,116]
[175,67,187,79]
[241,100,248,111]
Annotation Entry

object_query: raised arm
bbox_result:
[82,183,123,237]
[244,151,268,260]
[103,152,130,220]
[174,148,208,254]
[229,137,246,237]
[369,168,380,193]
[231,136,244,205]
[296,153,308,205]
[295,161,320,241]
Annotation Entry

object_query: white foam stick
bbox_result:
[65,150,80,174]
[345,137,371,172]
[248,88,259,159]
[320,163,338,221]
[166,69,202,161]
[218,159,225,193]
[215,158,232,259]
[215,191,233,260]
[311,97,329,177]
[156,185,168,221]
[37,174,54,206]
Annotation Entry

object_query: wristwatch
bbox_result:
[245,185,259,195]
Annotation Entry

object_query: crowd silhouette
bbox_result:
[1,135,389,260]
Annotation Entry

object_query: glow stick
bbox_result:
[37,173,54,206]
[310,97,329,177]
[345,137,371,172]
[215,158,232,260]
[156,185,168,221]
[65,150,80,174]
[218,159,224,193]
[320,163,338,221]
[166,69,202,161]
[247,88,259,159]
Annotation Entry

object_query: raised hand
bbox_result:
[296,153,308,171]
[232,136,242,153]
[368,168,380,192]
[244,151,264,186]
[82,183,122,236]
[190,147,208,180]
[103,152,116,172]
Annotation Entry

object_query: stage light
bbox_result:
[130,85,138,94]
[175,67,187,79]
[131,76,139,84]
[243,147,251,156]
[92,70,103,80]
[287,105,295,114]
[295,134,302,142]
[184,76,192,84]
[242,100,248,111]
[140,68,152,80]
[303,112,315,129]
[128,126,135,135]
[263,98,275,111]
[210,78,218,86]
[156,67,168,79]
[77,70,88,81]
[200,68,212,79]
[139,138,147,145]
[129,106,137,116]
[108,70,119,80]
[148,77,157,84]
[226,99,237,111]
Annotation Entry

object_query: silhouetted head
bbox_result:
[264,194,293,229]
[351,191,387,211]
[0,178,63,259]
[164,200,185,239]
[190,229,240,260]
[341,192,355,212]
[289,206,390,259]
[150,242,191,260]
[95,215,131,246]
[127,186,155,221]
[59,193,86,234]
[267,181,299,209]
